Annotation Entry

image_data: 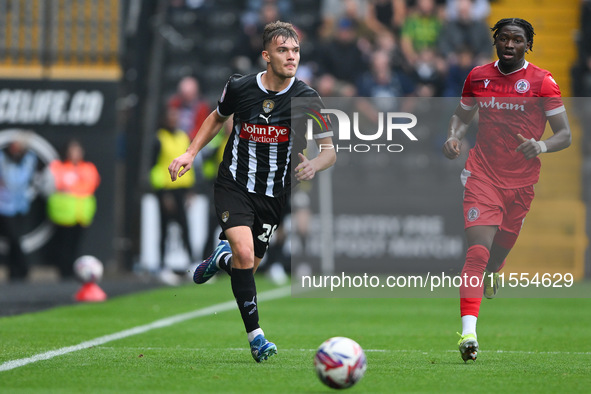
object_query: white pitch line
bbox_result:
[0,286,291,372]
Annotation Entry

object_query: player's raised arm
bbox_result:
[442,104,477,160]
[168,109,228,181]
[294,136,336,181]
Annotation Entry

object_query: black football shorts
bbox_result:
[214,176,287,258]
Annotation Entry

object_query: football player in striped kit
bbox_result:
[169,21,335,362]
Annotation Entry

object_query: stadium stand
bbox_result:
[0,0,120,79]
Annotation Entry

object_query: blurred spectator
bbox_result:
[412,48,446,96]
[314,73,357,97]
[400,0,443,66]
[319,0,368,39]
[47,139,100,279]
[167,76,211,140]
[373,29,399,56]
[406,0,447,18]
[0,134,37,281]
[294,25,318,86]
[445,0,490,22]
[365,0,407,36]
[443,46,476,96]
[318,17,368,86]
[242,0,292,28]
[372,31,415,91]
[357,50,406,109]
[347,46,410,129]
[150,106,195,285]
[236,0,284,72]
[438,0,492,66]
[415,81,438,97]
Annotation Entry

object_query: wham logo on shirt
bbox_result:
[239,122,289,143]
[478,97,525,112]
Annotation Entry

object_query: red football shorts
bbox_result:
[462,169,535,249]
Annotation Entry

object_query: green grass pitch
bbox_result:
[1,276,590,393]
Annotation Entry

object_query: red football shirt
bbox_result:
[460,60,565,188]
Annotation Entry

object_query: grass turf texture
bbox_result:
[1,277,590,393]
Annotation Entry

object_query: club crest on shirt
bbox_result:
[467,207,480,222]
[221,211,229,223]
[514,79,530,94]
[262,99,275,114]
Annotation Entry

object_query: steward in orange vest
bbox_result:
[47,140,100,278]
[48,158,100,227]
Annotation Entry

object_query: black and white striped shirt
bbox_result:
[216,72,331,197]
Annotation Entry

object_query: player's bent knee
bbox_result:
[230,244,255,269]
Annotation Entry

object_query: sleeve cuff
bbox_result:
[545,105,565,117]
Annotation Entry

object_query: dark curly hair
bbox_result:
[491,18,535,51]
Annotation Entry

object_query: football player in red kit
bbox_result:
[442,18,572,362]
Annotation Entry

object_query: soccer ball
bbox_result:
[314,337,367,389]
[73,255,103,283]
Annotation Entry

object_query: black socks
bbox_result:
[230,268,260,333]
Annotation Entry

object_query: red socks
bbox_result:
[460,244,490,318]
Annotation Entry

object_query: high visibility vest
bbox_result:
[150,128,195,190]
[47,160,100,227]
[201,131,228,181]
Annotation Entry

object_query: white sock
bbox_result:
[461,315,478,337]
[217,253,232,269]
[247,328,264,343]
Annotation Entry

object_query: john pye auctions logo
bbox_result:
[240,122,289,143]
